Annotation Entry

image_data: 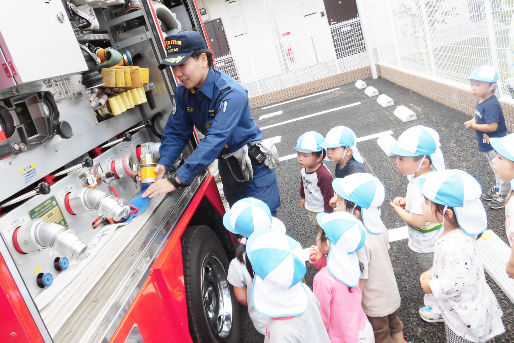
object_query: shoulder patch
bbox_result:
[219,100,228,113]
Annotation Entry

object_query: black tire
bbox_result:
[182,225,241,343]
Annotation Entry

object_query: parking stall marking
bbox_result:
[259,111,283,120]
[261,102,361,131]
[262,88,341,110]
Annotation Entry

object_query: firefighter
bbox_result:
[142,31,281,214]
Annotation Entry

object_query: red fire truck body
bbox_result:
[0,1,239,342]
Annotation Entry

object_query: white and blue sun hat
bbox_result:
[223,197,286,238]
[490,133,514,188]
[468,65,499,83]
[468,65,499,97]
[321,126,364,163]
[294,131,325,153]
[417,169,487,236]
[390,125,445,171]
[316,212,366,287]
[332,173,386,234]
[247,230,307,318]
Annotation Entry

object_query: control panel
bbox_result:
[0,130,153,297]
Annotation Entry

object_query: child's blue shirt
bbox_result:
[334,157,365,178]
[474,96,507,152]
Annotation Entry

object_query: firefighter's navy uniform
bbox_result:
[159,67,280,214]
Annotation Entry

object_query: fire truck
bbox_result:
[0,1,240,342]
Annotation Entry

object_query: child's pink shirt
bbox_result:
[312,260,367,343]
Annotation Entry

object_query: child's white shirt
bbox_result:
[227,255,267,334]
[300,164,333,213]
[264,285,330,343]
[506,195,513,246]
[430,229,504,342]
[405,173,441,253]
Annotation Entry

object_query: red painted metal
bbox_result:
[11,227,25,254]
[110,175,225,342]
[0,253,44,343]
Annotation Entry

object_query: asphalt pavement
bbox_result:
[239,77,513,343]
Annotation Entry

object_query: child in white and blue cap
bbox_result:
[295,131,334,230]
[464,65,509,210]
[322,126,365,179]
[388,125,446,323]
[311,211,374,343]
[490,133,514,278]
[246,230,330,342]
[417,169,505,342]
[331,173,405,343]
[222,197,285,337]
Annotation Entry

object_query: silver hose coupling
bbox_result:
[138,142,160,161]
[13,219,87,259]
[66,188,130,221]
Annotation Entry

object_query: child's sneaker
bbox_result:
[488,194,507,209]
[419,306,444,323]
[482,187,497,201]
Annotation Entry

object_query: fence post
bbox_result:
[419,0,437,75]
[483,0,503,97]
[356,0,378,79]
[385,0,402,68]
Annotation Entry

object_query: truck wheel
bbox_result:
[182,225,240,342]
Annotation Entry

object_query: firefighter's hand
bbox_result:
[154,164,166,179]
[142,179,176,198]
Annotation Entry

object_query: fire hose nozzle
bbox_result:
[13,219,87,260]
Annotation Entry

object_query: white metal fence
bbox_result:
[215,18,370,99]
[362,0,514,97]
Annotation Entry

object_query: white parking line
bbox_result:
[262,136,281,146]
[262,88,341,110]
[388,226,408,242]
[356,130,393,142]
[259,110,283,120]
[261,102,361,131]
[277,130,393,162]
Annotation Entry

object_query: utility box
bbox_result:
[0,0,87,91]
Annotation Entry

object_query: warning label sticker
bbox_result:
[29,196,68,228]
[20,164,38,185]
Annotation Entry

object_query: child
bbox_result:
[223,197,286,338]
[389,125,445,323]
[332,173,405,343]
[490,134,514,277]
[418,169,505,342]
[246,230,330,343]
[296,131,333,229]
[322,126,365,178]
[464,65,510,209]
[311,211,375,343]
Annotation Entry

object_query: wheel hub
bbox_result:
[201,253,233,338]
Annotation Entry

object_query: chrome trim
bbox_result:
[201,253,233,338]
[69,173,205,343]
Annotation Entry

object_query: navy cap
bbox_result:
[158,31,207,69]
